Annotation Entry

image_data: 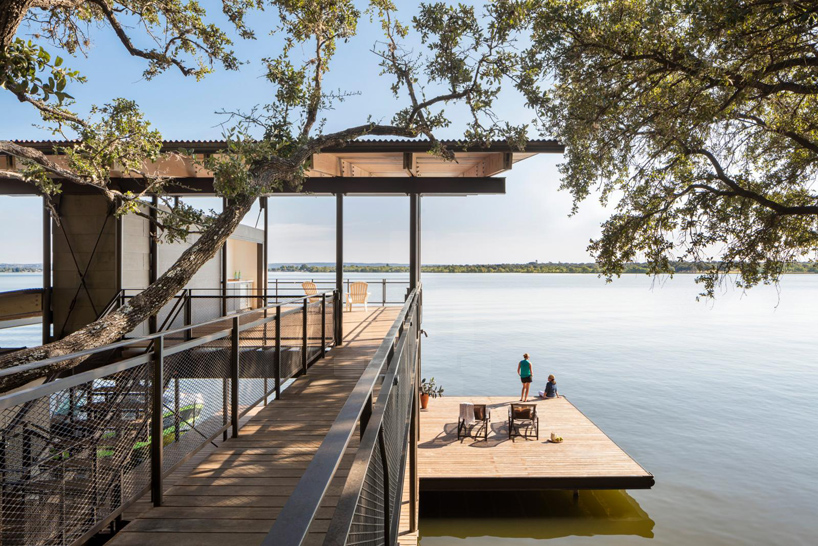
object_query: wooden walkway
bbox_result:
[110,306,401,546]
[419,396,654,491]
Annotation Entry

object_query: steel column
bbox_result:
[149,196,158,333]
[335,193,344,342]
[221,198,229,317]
[263,197,269,298]
[42,197,51,344]
[410,193,420,289]
[151,336,164,507]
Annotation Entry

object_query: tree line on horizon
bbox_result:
[269,262,818,275]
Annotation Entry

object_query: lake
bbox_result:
[1,271,816,545]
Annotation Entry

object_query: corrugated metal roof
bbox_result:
[7,138,563,154]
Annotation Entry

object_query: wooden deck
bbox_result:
[419,396,654,491]
[109,306,401,546]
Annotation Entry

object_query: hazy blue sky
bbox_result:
[0,1,613,265]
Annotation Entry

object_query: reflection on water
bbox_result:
[420,490,654,543]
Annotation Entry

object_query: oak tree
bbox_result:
[0,0,531,390]
[522,0,818,297]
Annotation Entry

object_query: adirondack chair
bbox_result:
[301,281,321,303]
[346,282,371,311]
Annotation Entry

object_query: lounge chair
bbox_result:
[508,403,539,440]
[457,403,491,440]
[346,281,371,311]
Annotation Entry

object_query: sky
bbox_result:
[0,1,614,265]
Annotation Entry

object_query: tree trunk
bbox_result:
[0,193,257,392]
[0,0,32,48]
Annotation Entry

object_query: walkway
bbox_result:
[110,306,401,546]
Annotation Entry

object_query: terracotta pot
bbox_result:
[420,393,430,409]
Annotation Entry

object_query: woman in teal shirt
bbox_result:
[517,353,533,402]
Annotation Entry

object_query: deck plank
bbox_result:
[111,307,400,545]
[419,396,654,490]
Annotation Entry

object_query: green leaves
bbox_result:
[524,0,818,297]
[0,39,84,107]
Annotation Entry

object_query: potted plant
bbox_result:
[420,377,444,409]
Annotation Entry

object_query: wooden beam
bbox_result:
[403,153,416,177]
[459,152,513,177]
[307,153,341,177]
[340,159,371,178]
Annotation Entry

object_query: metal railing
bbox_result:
[0,290,339,546]
[268,278,411,305]
[264,285,421,546]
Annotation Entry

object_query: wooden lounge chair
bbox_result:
[508,403,539,440]
[458,403,491,440]
[345,282,371,311]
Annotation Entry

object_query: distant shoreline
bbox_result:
[269,263,818,274]
[5,263,818,275]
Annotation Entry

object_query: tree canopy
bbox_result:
[0,0,535,389]
[522,0,818,297]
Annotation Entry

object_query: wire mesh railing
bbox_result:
[0,290,340,546]
[263,286,422,546]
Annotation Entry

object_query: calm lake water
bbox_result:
[2,271,817,545]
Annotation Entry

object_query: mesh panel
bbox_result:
[279,307,303,380]
[306,300,323,365]
[0,364,151,546]
[161,342,231,473]
[237,317,275,414]
[348,440,386,546]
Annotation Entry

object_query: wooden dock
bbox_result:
[109,306,401,546]
[418,396,654,491]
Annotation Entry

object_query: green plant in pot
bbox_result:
[420,377,444,409]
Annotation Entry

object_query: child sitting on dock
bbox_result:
[539,375,560,399]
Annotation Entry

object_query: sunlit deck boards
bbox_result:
[419,396,654,491]
[109,306,401,546]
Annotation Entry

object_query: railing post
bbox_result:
[334,290,342,346]
[222,376,228,442]
[302,298,308,374]
[184,290,192,341]
[231,316,240,438]
[151,335,164,507]
[382,278,386,306]
[360,393,372,440]
[275,305,281,399]
[174,375,180,442]
[321,293,327,357]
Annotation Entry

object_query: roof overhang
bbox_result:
[0,139,563,197]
